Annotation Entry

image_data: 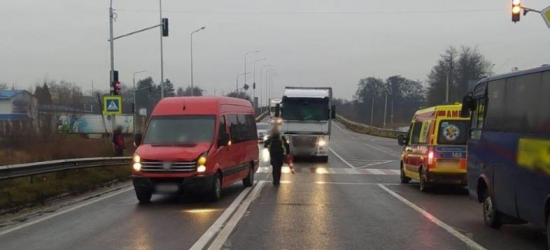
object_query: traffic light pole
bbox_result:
[109,0,117,142]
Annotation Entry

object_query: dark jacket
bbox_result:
[264,134,290,159]
[113,131,125,151]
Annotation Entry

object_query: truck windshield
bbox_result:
[437,120,468,145]
[143,115,216,145]
[283,98,329,121]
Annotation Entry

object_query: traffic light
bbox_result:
[111,70,121,95]
[512,0,521,23]
[113,81,121,95]
[162,18,169,37]
[253,82,256,90]
[243,84,249,91]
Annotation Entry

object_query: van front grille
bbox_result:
[140,161,196,172]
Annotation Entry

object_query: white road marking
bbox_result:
[366,169,386,175]
[344,168,360,174]
[329,147,356,169]
[378,184,487,250]
[356,160,395,168]
[207,181,266,250]
[389,169,401,175]
[315,181,399,186]
[0,186,133,237]
[189,184,254,250]
[362,143,400,159]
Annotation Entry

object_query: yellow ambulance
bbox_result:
[397,104,470,192]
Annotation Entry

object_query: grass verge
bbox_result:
[0,165,131,212]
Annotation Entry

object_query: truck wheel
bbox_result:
[318,156,329,163]
[243,165,254,187]
[482,190,502,229]
[419,170,429,193]
[400,163,410,184]
[208,174,222,202]
[135,189,152,204]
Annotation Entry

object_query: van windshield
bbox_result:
[143,115,216,145]
[437,120,468,145]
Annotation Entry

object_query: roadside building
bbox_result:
[0,90,38,135]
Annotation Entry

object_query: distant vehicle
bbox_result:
[257,122,269,142]
[131,97,259,203]
[397,104,469,192]
[461,65,550,246]
[278,87,336,162]
[269,98,282,125]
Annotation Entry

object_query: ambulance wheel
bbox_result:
[400,163,410,184]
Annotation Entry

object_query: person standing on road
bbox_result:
[113,126,125,156]
[264,126,291,186]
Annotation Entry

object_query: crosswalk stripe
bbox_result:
[365,169,386,175]
[256,167,398,175]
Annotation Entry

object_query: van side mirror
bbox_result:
[331,105,336,119]
[275,104,281,117]
[134,133,143,147]
[461,93,474,118]
[219,132,230,146]
[397,134,408,146]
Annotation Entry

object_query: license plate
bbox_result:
[156,184,179,193]
[437,160,460,169]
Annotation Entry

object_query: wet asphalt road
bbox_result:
[0,122,547,250]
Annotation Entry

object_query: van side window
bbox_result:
[410,122,423,144]
[219,115,226,135]
[228,114,257,143]
[470,98,487,140]
[419,120,431,144]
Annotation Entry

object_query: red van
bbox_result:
[131,97,259,203]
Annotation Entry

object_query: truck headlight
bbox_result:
[318,138,327,147]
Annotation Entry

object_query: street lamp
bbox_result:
[244,50,259,94]
[236,72,250,94]
[265,69,275,103]
[261,65,273,107]
[190,26,206,97]
[268,73,278,99]
[253,59,266,108]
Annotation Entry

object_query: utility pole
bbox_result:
[445,53,453,104]
[244,51,259,97]
[190,26,205,97]
[109,0,116,137]
[370,97,374,126]
[253,59,266,109]
[383,92,388,128]
[159,0,164,99]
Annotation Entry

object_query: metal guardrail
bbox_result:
[336,115,407,139]
[0,157,132,180]
[0,113,269,181]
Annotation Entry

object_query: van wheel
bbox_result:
[208,174,222,202]
[136,189,152,204]
[243,165,254,187]
[419,170,429,192]
[482,190,502,229]
[400,163,410,184]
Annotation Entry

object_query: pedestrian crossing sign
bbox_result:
[103,95,122,115]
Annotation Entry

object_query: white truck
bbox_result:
[277,87,335,162]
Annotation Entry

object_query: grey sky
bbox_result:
[1,0,550,99]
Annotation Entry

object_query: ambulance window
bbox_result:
[410,122,423,144]
[419,120,431,144]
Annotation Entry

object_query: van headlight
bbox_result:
[318,138,327,147]
[197,154,207,173]
[263,135,269,141]
[133,154,141,163]
[133,163,142,171]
